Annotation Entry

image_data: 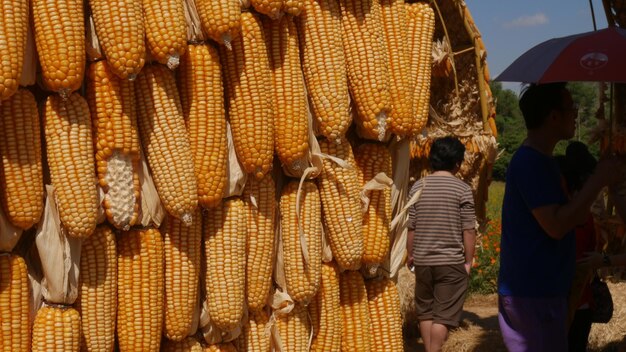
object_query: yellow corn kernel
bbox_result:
[143,0,187,69]
[117,228,164,352]
[195,0,241,48]
[0,254,31,352]
[317,138,363,271]
[265,15,310,176]
[340,270,372,352]
[220,12,274,179]
[162,336,204,351]
[251,0,283,19]
[89,0,145,79]
[77,225,117,352]
[178,43,228,208]
[32,306,81,352]
[135,63,198,225]
[406,1,435,133]
[354,143,392,267]
[204,343,238,352]
[243,175,276,312]
[203,198,247,331]
[276,303,311,351]
[32,0,85,97]
[366,277,404,352]
[163,211,202,341]
[310,261,342,352]
[283,0,303,16]
[280,180,322,304]
[87,60,141,231]
[339,0,391,141]
[44,93,98,238]
[381,0,414,138]
[234,309,271,352]
[0,0,28,101]
[0,89,44,230]
[295,0,351,143]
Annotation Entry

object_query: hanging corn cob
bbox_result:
[406,1,435,133]
[296,0,351,143]
[354,143,392,268]
[143,0,187,69]
[163,210,202,341]
[117,227,164,352]
[32,0,85,97]
[243,174,277,312]
[76,224,117,352]
[162,336,204,351]
[309,261,342,352]
[0,89,44,230]
[251,0,283,19]
[265,16,310,176]
[195,0,241,48]
[220,11,274,179]
[88,0,145,79]
[280,180,322,304]
[44,93,98,238]
[135,64,198,225]
[340,270,373,352]
[339,0,392,141]
[366,277,404,352]
[0,253,31,352]
[87,60,141,230]
[178,43,228,209]
[203,198,247,331]
[32,305,81,352]
[317,138,363,271]
[275,303,312,352]
[0,0,28,101]
[381,0,415,138]
[234,309,271,352]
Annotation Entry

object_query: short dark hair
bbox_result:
[518,82,568,130]
[429,136,465,171]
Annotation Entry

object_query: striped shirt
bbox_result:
[407,174,476,266]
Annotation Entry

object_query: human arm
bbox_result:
[532,158,620,240]
[578,251,626,268]
[407,229,415,268]
[463,228,476,274]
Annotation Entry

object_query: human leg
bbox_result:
[498,295,568,352]
[568,308,592,352]
[429,322,449,352]
[414,266,435,350]
[418,319,433,350]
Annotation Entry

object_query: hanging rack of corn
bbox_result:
[0,0,497,349]
[408,0,499,229]
[588,0,626,280]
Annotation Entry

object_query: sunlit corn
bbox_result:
[32,306,81,352]
[0,0,28,101]
[0,89,44,230]
[0,254,31,352]
[366,277,404,352]
[340,270,372,352]
[309,261,342,352]
[195,0,241,48]
[143,0,187,69]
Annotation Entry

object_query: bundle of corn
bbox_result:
[408,0,498,228]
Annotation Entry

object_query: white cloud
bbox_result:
[503,13,549,28]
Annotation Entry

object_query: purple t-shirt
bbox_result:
[498,145,575,297]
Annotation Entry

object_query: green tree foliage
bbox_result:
[489,82,601,181]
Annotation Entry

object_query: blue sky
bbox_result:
[467,0,609,93]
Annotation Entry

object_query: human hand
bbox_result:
[577,251,604,269]
[407,255,414,269]
[464,262,472,275]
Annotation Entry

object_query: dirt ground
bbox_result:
[403,283,626,352]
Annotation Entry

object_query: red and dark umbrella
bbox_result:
[495,26,626,83]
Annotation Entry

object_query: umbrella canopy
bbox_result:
[495,27,626,83]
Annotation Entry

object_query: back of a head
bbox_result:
[429,136,465,172]
[518,82,568,130]
[566,141,597,177]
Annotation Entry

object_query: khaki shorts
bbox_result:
[414,264,468,327]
